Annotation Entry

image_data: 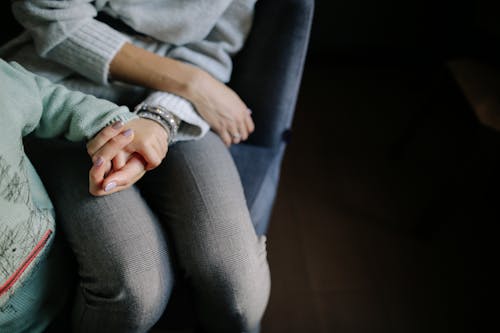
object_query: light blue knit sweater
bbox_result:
[0,59,136,332]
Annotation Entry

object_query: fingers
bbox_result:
[87,121,125,156]
[218,128,233,147]
[91,129,134,166]
[131,140,165,171]
[123,118,168,171]
[90,154,146,196]
[89,156,112,193]
[102,155,146,194]
[88,130,134,191]
[244,108,255,135]
[112,150,132,171]
[226,108,255,146]
[229,122,242,145]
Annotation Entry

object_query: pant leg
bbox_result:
[24,137,174,333]
[139,132,271,333]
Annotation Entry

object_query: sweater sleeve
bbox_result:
[33,73,137,141]
[166,0,257,83]
[7,62,137,141]
[12,0,128,85]
[142,91,210,142]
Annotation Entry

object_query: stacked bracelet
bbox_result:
[134,103,181,144]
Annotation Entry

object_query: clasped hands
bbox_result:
[86,51,257,196]
[86,118,168,196]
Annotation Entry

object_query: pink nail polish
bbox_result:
[104,182,117,192]
[122,129,133,137]
[94,157,104,167]
[112,121,124,129]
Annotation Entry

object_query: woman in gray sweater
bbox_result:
[1,1,269,332]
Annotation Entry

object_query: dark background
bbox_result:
[261,1,498,332]
[308,0,499,63]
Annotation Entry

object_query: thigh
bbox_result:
[139,132,261,267]
[24,137,174,300]
[138,132,270,331]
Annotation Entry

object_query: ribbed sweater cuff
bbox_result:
[47,20,129,85]
[142,92,210,142]
[85,109,138,140]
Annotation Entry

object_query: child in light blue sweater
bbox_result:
[0,59,168,332]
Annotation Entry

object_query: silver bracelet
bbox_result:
[136,111,172,142]
[134,103,181,144]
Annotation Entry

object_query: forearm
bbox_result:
[109,42,203,102]
[109,42,253,147]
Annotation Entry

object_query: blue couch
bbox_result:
[229,0,314,235]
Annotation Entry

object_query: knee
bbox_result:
[80,260,173,330]
[119,269,172,328]
[210,261,271,332]
[230,271,271,332]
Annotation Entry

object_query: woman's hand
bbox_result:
[109,43,254,146]
[86,119,169,196]
[116,118,169,170]
[187,70,255,146]
[87,118,169,171]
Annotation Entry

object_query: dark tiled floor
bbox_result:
[260,62,482,333]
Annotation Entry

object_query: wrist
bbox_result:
[179,67,209,110]
[133,117,170,142]
[134,103,180,144]
[164,61,203,101]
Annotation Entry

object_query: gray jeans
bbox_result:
[26,132,270,333]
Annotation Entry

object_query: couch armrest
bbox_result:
[229,0,314,148]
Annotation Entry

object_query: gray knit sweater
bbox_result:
[1,0,257,141]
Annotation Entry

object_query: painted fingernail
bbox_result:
[122,129,133,137]
[94,156,104,167]
[247,108,253,114]
[104,182,117,192]
[112,121,124,129]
